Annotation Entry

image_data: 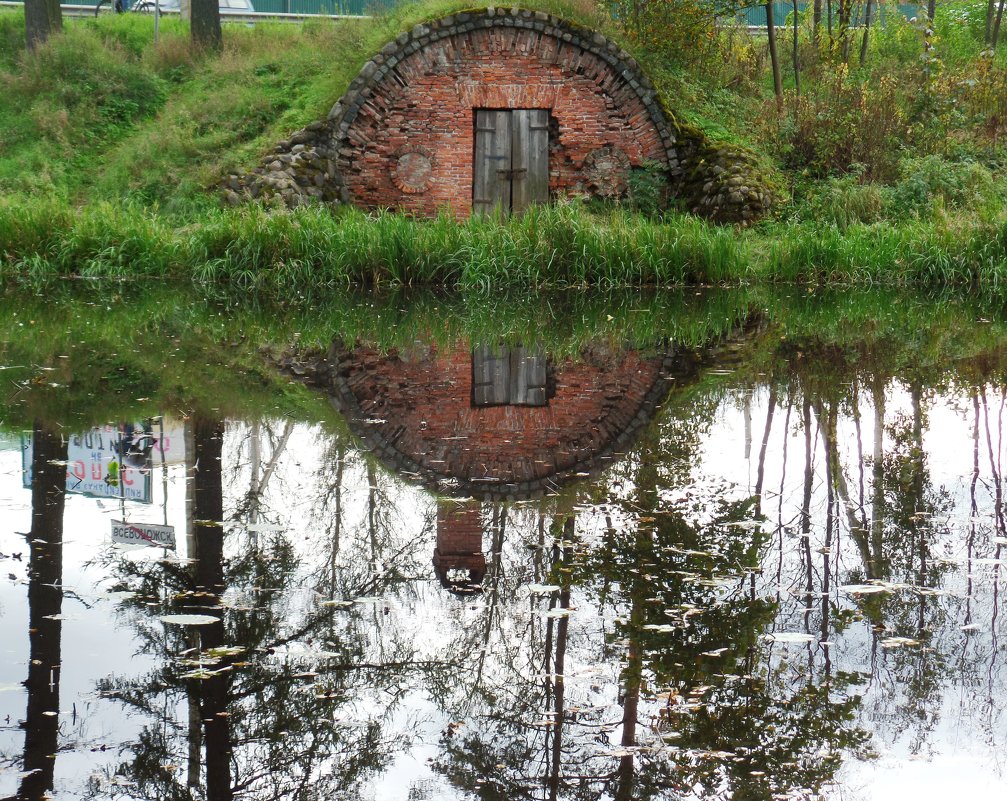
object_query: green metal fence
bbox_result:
[2,0,392,14]
[736,2,923,28]
[249,0,392,15]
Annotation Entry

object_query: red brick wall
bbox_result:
[342,26,669,215]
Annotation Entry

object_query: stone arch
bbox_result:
[327,8,680,215]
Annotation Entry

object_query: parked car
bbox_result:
[130,0,255,13]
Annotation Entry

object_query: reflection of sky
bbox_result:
[0,438,182,797]
[701,385,1007,801]
[1,381,1007,799]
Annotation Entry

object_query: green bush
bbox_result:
[801,173,891,228]
[891,154,999,215]
[785,67,909,181]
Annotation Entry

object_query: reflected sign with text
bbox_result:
[21,421,170,504]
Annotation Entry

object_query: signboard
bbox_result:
[22,421,161,503]
[111,519,176,549]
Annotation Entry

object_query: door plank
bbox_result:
[473,110,512,216]
[472,345,510,406]
[524,109,550,208]
[509,346,548,406]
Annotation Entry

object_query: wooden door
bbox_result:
[473,109,549,216]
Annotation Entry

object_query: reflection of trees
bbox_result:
[431,512,607,801]
[424,376,871,801]
[586,410,869,801]
[757,340,1007,770]
[10,423,69,801]
[90,415,451,801]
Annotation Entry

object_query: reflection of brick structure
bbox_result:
[322,340,696,499]
[434,500,487,593]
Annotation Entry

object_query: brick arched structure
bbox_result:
[328,8,680,215]
[320,340,700,500]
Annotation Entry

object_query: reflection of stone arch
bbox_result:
[320,340,700,500]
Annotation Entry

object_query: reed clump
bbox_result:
[6,197,1007,291]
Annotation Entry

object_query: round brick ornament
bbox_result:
[392,148,435,193]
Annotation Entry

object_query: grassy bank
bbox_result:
[4,3,1007,290]
[5,198,1007,290]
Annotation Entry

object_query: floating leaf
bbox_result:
[158,614,219,626]
[841,584,892,595]
[880,637,920,648]
[203,646,244,659]
[762,632,815,644]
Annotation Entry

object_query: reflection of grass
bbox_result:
[0,282,759,429]
[4,282,1007,430]
[0,284,339,429]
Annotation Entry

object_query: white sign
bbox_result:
[111,519,176,549]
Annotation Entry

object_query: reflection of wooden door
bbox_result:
[472,345,549,407]
[473,109,549,215]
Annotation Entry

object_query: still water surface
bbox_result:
[1,287,1007,800]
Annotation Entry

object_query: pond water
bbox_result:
[2,285,1007,800]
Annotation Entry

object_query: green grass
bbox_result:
[0,199,753,290]
[4,3,1007,291]
[6,196,1007,291]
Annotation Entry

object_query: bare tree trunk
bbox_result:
[755,386,778,513]
[767,3,784,107]
[871,376,886,579]
[24,0,62,51]
[793,0,801,96]
[183,421,202,791]
[927,0,936,22]
[860,0,874,65]
[814,0,823,46]
[994,0,1007,48]
[839,0,852,61]
[191,0,222,50]
[190,414,233,801]
[988,0,997,44]
[547,520,572,801]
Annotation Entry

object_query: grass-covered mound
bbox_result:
[0,1,626,214]
[2,1,1007,289]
